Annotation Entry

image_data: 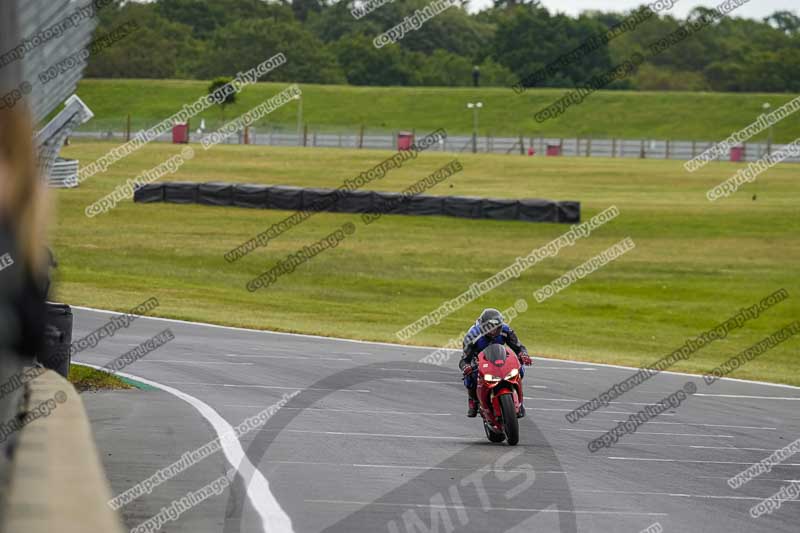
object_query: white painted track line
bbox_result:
[226,354,353,362]
[263,459,559,474]
[304,499,669,517]
[693,393,800,401]
[561,428,734,438]
[73,362,294,533]
[571,489,800,502]
[142,360,255,366]
[69,304,800,391]
[279,429,474,441]
[160,381,371,393]
[612,442,779,452]
[607,457,800,467]
[532,407,676,416]
[221,406,454,417]
[609,420,777,430]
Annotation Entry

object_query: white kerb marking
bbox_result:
[72,362,294,533]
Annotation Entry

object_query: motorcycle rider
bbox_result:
[459,308,532,418]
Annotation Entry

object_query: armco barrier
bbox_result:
[134,182,580,223]
[1,369,124,533]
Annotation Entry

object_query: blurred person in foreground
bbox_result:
[0,106,51,363]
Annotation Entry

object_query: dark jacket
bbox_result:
[458,323,527,370]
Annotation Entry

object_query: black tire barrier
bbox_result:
[134,182,581,223]
[162,182,197,204]
[233,184,269,209]
[37,302,72,379]
[266,185,304,211]
[198,182,233,206]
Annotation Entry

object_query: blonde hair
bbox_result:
[0,106,50,276]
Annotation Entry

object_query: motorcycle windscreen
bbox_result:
[482,344,508,365]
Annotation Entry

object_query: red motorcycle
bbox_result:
[476,344,524,445]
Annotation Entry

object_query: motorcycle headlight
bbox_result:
[483,374,501,382]
[505,368,519,380]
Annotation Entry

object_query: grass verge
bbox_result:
[54,141,800,386]
[75,79,800,142]
[68,364,133,392]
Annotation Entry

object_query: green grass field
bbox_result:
[75,79,800,142]
[54,141,799,385]
[68,364,132,392]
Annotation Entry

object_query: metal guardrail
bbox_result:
[1,0,97,183]
[37,94,94,180]
[48,158,79,188]
[70,128,800,164]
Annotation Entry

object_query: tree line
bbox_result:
[83,0,800,92]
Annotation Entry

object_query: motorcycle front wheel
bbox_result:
[499,393,519,445]
[484,421,505,443]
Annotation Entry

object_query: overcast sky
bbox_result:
[467,0,793,19]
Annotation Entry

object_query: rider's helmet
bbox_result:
[478,308,504,337]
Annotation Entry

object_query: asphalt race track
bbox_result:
[73,307,800,533]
